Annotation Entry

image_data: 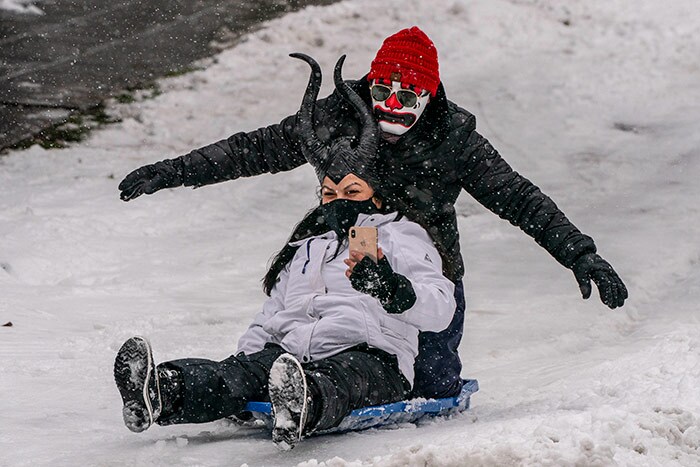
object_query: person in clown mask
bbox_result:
[117,26,628,401]
[113,55,455,450]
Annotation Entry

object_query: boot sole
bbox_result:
[114,336,160,432]
[269,354,308,450]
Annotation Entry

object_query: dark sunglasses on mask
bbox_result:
[370,84,422,108]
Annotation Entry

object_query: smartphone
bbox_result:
[349,226,378,263]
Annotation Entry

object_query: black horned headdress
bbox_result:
[289,53,380,187]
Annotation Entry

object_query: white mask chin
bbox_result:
[371,80,430,136]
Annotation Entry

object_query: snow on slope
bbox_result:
[1,0,699,466]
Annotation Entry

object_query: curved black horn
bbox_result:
[333,55,379,174]
[333,55,375,132]
[290,53,328,172]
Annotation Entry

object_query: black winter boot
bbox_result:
[269,354,312,450]
[114,336,162,432]
[153,366,184,426]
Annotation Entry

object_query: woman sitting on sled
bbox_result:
[113,54,455,450]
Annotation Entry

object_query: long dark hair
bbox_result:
[262,205,325,296]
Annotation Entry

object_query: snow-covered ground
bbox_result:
[2,0,699,465]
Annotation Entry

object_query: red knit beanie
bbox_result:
[368,26,440,97]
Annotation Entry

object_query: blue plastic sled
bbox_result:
[241,379,478,434]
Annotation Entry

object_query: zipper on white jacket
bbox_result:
[301,239,315,274]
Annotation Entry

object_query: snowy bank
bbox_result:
[1,0,699,466]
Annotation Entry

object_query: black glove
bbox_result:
[350,256,416,314]
[118,159,184,201]
[571,253,628,309]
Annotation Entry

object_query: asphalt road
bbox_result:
[0,0,340,151]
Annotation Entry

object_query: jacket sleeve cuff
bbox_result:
[382,275,417,314]
[564,240,598,269]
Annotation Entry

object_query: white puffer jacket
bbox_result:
[237,212,456,385]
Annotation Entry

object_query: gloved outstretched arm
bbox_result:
[118,108,319,202]
[571,253,628,309]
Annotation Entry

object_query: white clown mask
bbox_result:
[370,79,431,136]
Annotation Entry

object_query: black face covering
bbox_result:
[320,198,380,240]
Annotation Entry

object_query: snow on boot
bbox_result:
[114,336,162,432]
[269,353,310,450]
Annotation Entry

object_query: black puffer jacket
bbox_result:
[177,78,596,281]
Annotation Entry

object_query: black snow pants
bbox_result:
[412,280,465,399]
[157,344,410,432]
